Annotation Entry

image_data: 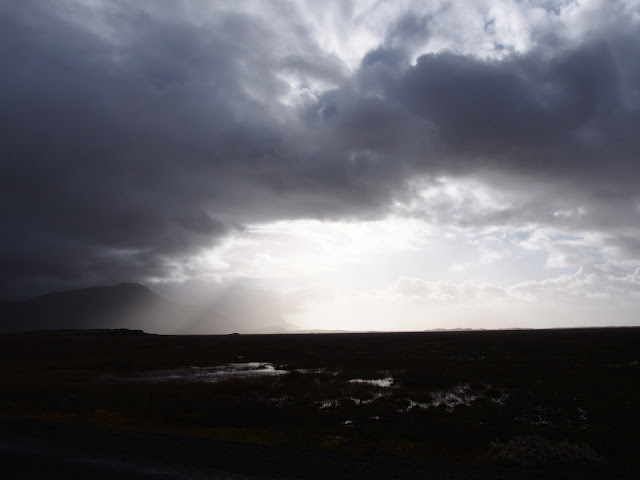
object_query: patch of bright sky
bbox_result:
[161,165,640,330]
[188,199,575,293]
[191,216,431,283]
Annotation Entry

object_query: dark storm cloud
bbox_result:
[0,2,287,297]
[359,37,639,182]
[327,13,640,239]
[400,38,640,238]
[1,1,640,298]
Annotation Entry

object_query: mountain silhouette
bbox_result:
[0,283,224,334]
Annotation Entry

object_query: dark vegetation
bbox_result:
[1,328,639,475]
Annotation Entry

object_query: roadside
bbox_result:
[0,417,628,480]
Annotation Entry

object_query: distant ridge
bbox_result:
[23,282,159,308]
[0,283,216,334]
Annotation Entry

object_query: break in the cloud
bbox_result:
[1,1,639,331]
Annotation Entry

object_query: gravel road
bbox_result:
[0,418,626,480]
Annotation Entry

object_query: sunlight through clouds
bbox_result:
[189,217,430,281]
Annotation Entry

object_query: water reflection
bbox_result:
[403,384,487,412]
[348,377,394,387]
[106,362,287,383]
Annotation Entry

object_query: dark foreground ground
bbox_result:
[0,418,627,480]
[1,328,639,477]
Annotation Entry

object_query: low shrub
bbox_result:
[490,435,605,469]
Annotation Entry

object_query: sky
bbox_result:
[2,0,640,332]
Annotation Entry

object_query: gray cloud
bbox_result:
[1,1,639,300]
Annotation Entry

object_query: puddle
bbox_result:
[349,391,389,405]
[578,407,590,429]
[406,399,431,409]
[104,362,288,383]
[430,385,479,409]
[349,397,373,405]
[348,377,394,388]
[578,407,587,421]
[295,368,327,374]
[491,392,509,405]
[403,384,484,412]
[318,400,339,409]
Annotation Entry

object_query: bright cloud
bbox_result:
[184,217,430,281]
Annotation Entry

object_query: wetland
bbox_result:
[1,327,638,476]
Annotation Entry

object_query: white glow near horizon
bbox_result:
[163,170,640,331]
